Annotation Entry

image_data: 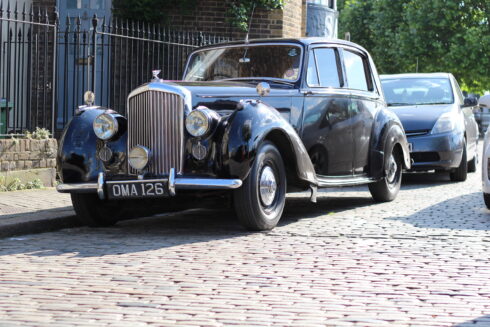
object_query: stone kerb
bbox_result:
[0,138,57,187]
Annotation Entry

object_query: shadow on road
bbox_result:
[388,191,490,231]
[401,171,456,189]
[454,315,490,326]
[0,192,378,258]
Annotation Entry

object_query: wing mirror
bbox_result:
[479,94,490,109]
[463,97,478,107]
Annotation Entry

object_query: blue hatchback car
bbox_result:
[380,73,479,181]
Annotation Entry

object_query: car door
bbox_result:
[451,75,478,158]
[301,46,353,176]
[340,48,379,175]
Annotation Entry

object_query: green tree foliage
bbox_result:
[338,0,490,93]
[227,0,285,31]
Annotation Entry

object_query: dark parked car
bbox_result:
[57,38,411,231]
[380,73,479,181]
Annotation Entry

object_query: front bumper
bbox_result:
[57,169,243,199]
[408,131,464,171]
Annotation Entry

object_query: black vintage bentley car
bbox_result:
[57,38,411,231]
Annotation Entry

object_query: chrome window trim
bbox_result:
[306,45,343,89]
[183,42,305,83]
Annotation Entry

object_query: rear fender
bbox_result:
[370,108,411,178]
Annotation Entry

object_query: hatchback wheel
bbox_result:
[450,142,467,182]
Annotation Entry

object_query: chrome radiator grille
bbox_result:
[127,90,184,175]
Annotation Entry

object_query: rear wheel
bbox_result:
[71,193,122,227]
[450,142,467,181]
[233,142,286,231]
[368,147,402,202]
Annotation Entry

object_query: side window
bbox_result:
[343,50,369,91]
[451,76,464,104]
[306,51,319,86]
[307,48,341,88]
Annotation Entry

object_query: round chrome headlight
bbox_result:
[93,113,118,140]
[128,145,151,171]
[185,109,211,137]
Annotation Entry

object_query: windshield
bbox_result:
[381,77,454,106]
[183,44,302,82]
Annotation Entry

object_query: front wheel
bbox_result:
[71,193,122,227]
[368,148,402,202]
[484,193,490,209]
[233,142,286,231]
[468,152,477,173]
[450,143,467,182]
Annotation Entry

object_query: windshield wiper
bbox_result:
[418,102,450,105]
[228,77,295,86]
[387,102,412,106]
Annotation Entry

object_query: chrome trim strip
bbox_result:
[97,172,105,200]
[174,178,242,190]
[302,89,352,97]
[56,183,98,193]
[57,177,242,193]
[317,175,377,187]
[406,131,428,137]
[168,168,176,196]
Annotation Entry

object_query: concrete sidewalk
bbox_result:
[0,188,80,238]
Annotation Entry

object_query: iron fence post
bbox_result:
[91,14,97,99]
[51,11,58,136]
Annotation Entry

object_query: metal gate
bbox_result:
[0,3,231,137]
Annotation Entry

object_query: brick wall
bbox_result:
[32,0,56,13]
[166,0,305,39]
[0,139,57,171]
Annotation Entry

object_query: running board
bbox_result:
[316,175,377,188]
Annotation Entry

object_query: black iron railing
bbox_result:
[0,3,57,136]
[0,3,231,137]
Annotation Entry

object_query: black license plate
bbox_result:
[107,180,168,199]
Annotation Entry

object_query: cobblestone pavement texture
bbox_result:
[0,151,490,326]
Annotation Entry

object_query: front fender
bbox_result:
[57,108,127,183]
[221,100,317,186]
[370,108,411,179]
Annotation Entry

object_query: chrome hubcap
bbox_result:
[386,154,398,184]
[259,166,277,206]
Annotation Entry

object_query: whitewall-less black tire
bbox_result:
[368,146,402,202]
[484,193,490,210]
[450,142,468,182]
[71,193,121,227]
[233,142,286,231]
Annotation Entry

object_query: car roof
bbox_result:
[380,73,452,80]
[196,37,369,53]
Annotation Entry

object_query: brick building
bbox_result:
[166,0,308,39]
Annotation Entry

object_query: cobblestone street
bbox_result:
[0,163,489,326]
